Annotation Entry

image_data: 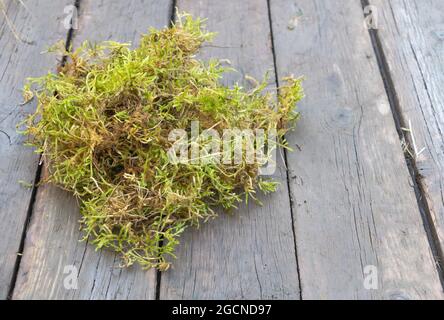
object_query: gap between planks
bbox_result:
[6,158,42,299]
[360,0,444,288]
[265,0,303,300]
[155,0,178,300]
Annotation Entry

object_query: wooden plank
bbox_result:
[159,0,300,299]
[12,0,172,299]
[269,0,443,299]
[0,0,72,299]
[369,0,444,263]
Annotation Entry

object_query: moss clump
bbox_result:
[21,13,303,270]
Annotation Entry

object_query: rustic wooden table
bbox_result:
[1,0,443,299]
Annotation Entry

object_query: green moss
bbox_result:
[20,13,303,271]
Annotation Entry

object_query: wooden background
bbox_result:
[0,0,443,299]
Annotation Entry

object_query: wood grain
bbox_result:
[269,0,444,299]
[0,0,71,299]
[159,0,301,300]
[369,0,444,264]
[12,0,172,300]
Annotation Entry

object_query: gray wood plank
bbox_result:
[0,0,72,299]
[369,0,444,263]
[159,0,300,300]
[13,0,172,300]
[270,0,444,299]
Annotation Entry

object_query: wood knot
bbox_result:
[321,106,360,135]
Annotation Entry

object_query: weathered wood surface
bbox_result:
[369,0,444,261]
[269,0,444,299]
[0,0,71,299]
[4,0,444,300]
[12,0,172,300]
[159,0,301,300]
